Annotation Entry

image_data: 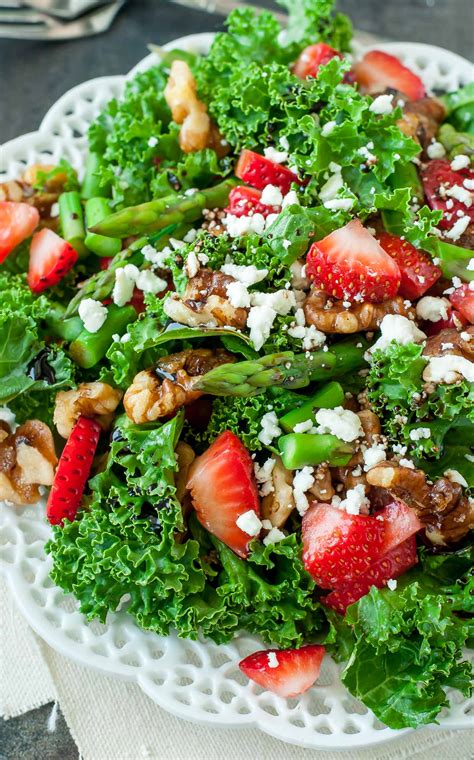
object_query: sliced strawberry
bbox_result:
[376,499,422,554]
[239,645,325,698]
[450,283,474,323]
[293,43,343,79]
[226,185,278,218]
[0,201,39,263]
[421,159,474,230]
[422,304,468,335]
[354,50,425,100]
[28,228,78,293]
[377,232,442,300]
[186,431,260,558]
[306,219,401,303]
[322,536,418,614]
[235,150,302,195]
[302,503,385,589]
[99,256,114,270]
[46,416,101,526]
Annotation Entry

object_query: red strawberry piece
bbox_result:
[450,283,474,323]
[353,50,426,100]
[226,185,279,218]
[421,159,474,230]
[377,231,442,300]
[0,201,39,263]
[375,499,422,554]
[239,645,325,698]
[186,431,261,558]
[99,256,114,270]
[322,536,418,614]
[306,219,401,303]
[46,416,101,526]
[28,228,78,293]
[302,503,386,589]
[422,304,468,335]
[235,150,302,195]
[293,43,343,79]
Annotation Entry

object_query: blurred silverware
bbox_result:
[0,0,124,38]
[20,0,109,19]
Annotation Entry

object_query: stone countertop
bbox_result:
[0,1,472,757]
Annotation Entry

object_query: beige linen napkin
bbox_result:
[1,576,473,760]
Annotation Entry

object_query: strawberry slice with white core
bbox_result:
[306,219,401,303]
[375,499,422,554]
[186,431,261,558]
[226,185,278,218]
[302,503,386,589]
[239,645,325,697]
[0,201,39,263]
[322,536,418,614]
[420,159,474,231]
[235,149,302,195]
[46,416,101,525]
[450,283,474,324]
[354,50,426,100]
[28,227,78,293]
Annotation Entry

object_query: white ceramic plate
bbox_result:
[1,33,473,751]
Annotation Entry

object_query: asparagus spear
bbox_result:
[91,178,239,237]
[81,151,108,200]
[279,381,344,433]
[84,197,122,257]
[69,304,137,368]
[278,433,353,469]
[438,124,474,160]
[59,191,88,258]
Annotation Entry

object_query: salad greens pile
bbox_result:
[1,0,472,732]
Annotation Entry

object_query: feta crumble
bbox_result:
[315,406,363,442]
[263,527,286,547]
[415,296,449,322]
[409,427,431,441]
[386,579,398,591]
[78,298,108,334]
[135,270,167,294]
[368,315,426,355]
[263,146,288,164]
[236,510,262,537]
[323,198,354,211]
[267,652,279,668]
[247,304,277,351]
[444,215,470,241]
[260,184,283,207]
[221,264,268,286]
[293,467,315,516]
[258,411,282,446]
[363,445,386,470]
[422,355,474,384]
[450,154,470,171]
[338,484,370,515]
[444,469,468,488]
[446,184,472,208]
[369,94,393,115]
[226,281,251,308]
[112,266,136,307]
[426,141,446,159]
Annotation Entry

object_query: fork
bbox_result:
[0,0,125,38]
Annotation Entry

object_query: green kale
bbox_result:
[326,547,473,728]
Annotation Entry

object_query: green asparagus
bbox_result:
[279,381,344,433]
[278,433,353,469]
[309,339,367,381]
[438,124,474,160]
[84,197,122,257]
[59,191,88,258]
[81,151,108,199]
[69,304,137,368]
[91,178,239,237]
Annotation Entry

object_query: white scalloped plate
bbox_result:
[1,34,473,751]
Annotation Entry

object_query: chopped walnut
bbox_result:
[422,326,474,384]
[54,382,123,438]
[124,349,234,424]
[303,290,414,333]
[366,461,474,545]
[397,96,446,151]
[307,462,335,502]
[175,441,195,514]
[0,420,57,505]
[261,456,296,528]
[164,60,228,156]
[0,164,69,224]
[164,268,248,329]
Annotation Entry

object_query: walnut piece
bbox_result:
[303,290,413,333]
[261,456,296,528]
[366,461,474,545]
[422,326,474,384]
[164,268,248,329]
[0,420,57,505]
[124,349,234,424]
[54,382,123,438]
[397,96,446,151]
[307,462,335,502]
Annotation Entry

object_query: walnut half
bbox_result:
[54,382,123,439]
[164,268,248,330]
[0,420,57,505]
[303,290,413,333]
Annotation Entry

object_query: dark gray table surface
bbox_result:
[0,1,472,758]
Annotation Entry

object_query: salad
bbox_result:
[0,0,473,731]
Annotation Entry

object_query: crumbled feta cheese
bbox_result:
[368,315,426,355]
[444,469,468,488]
[169,237,185,250]
[221,264,268,286]
[466,258,474,271]
[281,190,300,208]
[258,411,282,446]
[78,298,107,334]
[135,270,167,294]
[444,215,470,241]
[261,184,283,207]
[415,296,450,322]
[186,250,200,279]
[399,458,415,469]
[450,154,470,171]
[226,281,251,308]
[224,213,266,237]
[441,342,454,351]
[339,484,370,515]
[121,333,131,343]
[392,443,407,456]
[247,305,277,351]
[147,136,158,147]
[446,184,472,208]
[50,202,59,218]
[319,171,343,202]
[112,267,136,307]
[323,198,354,211]
[288,325,305,340]
[263,527,286,547]
[422,355,474,384]
[386,579,398,591]
[261,519,273,530]
[321,120,337,136]
[315,406,363,442]
[426,141,446,159]
[263,146,289,164]
[183,228,197,243]
[0,407,16,430]
[250,289,296,316]
[461,331,473,341]
[369,94,393,115]
[302,325,326,351]
[293,419,316,434]
[409,427,431,441]
[358,145,377,164]
[254,458,275,497]
[293,467,315,516]
[141,244,170,268]
[464,178,474,190]
[236,510,263,537]
[267,651,279,668]
[363,445,387,470]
